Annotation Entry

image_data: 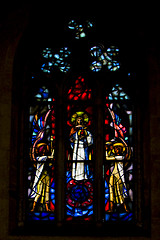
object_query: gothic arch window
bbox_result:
[11,16,147,236]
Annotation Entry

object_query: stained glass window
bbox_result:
[104,84,133,222]
[66,76,94,221]
[20,17,140,233]
[28,86,56,221]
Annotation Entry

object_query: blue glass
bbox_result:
[66,164,94,220]
[90,45,120,72]
[41,47,71,73]
[90,61,102,72]
[90,46,102,57]
[68,19,94,39]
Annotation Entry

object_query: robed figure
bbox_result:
[69,112,93,181]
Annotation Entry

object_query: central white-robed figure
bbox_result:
[69,112,93,181]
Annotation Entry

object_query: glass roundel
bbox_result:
[89,45,120,72]
[41,47,71,73]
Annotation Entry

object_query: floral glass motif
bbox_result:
[104,84,133,222]
[68,19,94,39]
[90,45,120,72]
[28,86,56,221]
[66,77,94,221]
[41,47,71,73]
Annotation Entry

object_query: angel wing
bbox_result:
[31,110,51,161]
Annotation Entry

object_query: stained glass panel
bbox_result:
[41,47,71,73]
[28,86,56,221]
[89,45,120,72]
[104,84,133,222]
[67,76,92,101]
[66,77,94,221]
[66,162,94,220]
[68,19,94,39]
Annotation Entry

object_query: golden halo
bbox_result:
[71,111,89,124]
